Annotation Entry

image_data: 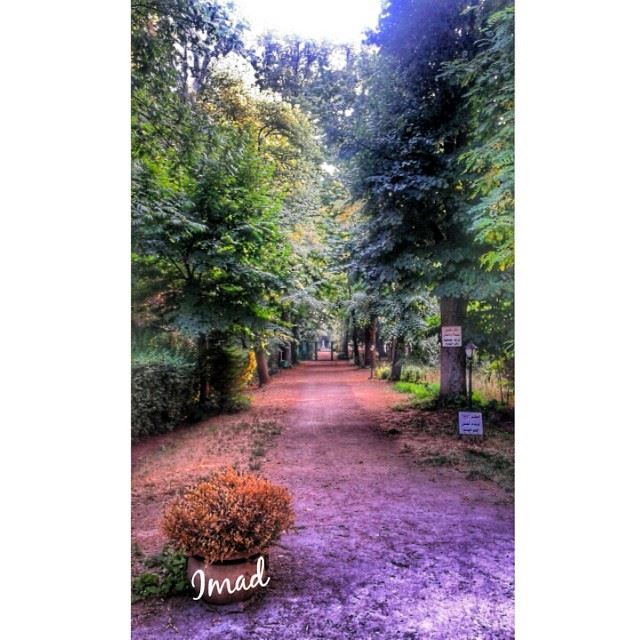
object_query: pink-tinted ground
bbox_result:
[132,359,514,639]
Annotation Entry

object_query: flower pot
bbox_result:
[186,553,269,605]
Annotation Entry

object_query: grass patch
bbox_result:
[393,381,439,400]
[464,449,514,492]
[414,438,514,492]
[392,381,440,410]
[418,453,457,467]
[396,409,514,493]
[392,381,503,413]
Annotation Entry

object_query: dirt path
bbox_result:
[132,360,514,639]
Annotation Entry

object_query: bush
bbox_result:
[225,395,251,413]
[132,329,196,367]
[163,468,295,563]
[399,365,430,383]
[375,365,391,380]
[131,546,191,603]
[131,364,198,440]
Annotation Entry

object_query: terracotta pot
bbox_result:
[186,553,269,605]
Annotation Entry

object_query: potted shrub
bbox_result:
[163,467,294,605]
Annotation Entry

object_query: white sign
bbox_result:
[458,411,483,436]
[442,325,462,347]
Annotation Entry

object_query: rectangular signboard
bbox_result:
[442,325,462,347]
[458,411,483,436]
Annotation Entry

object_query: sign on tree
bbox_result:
[442,326,462,347]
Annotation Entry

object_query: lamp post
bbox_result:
[465,342,477,409]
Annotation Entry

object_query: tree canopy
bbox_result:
[131,0,515,399]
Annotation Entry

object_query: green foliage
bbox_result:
[393,381,440,410]
[441,4,515,272]
[131,364,198,440]
[399,365,429,384]
[131,546,190,603]
[392,379,492,411]
[375,365,391,380]
[132,0,327,346]
[131,330,196,367]
[130,0,515,414]
[342,0,488,303]
[393,381,439,400]
[328,0,514,386]
[131,1,354,433]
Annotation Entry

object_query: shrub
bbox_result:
[131,546,191,603]
[131,364,199,440]
[163,468,295,563]
[399,365,429,383]
[132,329,196,367]
[225,395,252,413]
[375,365,391,380]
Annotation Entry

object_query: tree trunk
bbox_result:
[197,333,209,403]
[255,348,270,386]
[351,311,360,366]
[342,317,350,355]
[285,342,292,363]
[375,320,385,358]
[364,316,376,367]
[292,326,299,364]
[390,336,404,381]
[439,296,467,398]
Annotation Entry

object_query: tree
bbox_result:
[339,0,514,399]
[132,0,330,394]
[441,3,515,272]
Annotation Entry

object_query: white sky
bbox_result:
[232,0,383,44]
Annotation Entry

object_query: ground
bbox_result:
[132,358,514,640]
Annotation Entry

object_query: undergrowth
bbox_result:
[131,546,190,603]
[393,381,439,400]
[400,414,514,492]
[392,380,505,413]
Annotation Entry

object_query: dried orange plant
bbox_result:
[163,468,294,563]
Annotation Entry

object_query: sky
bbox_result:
[232,0,383,44]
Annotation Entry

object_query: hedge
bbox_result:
[131,364,198,441]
